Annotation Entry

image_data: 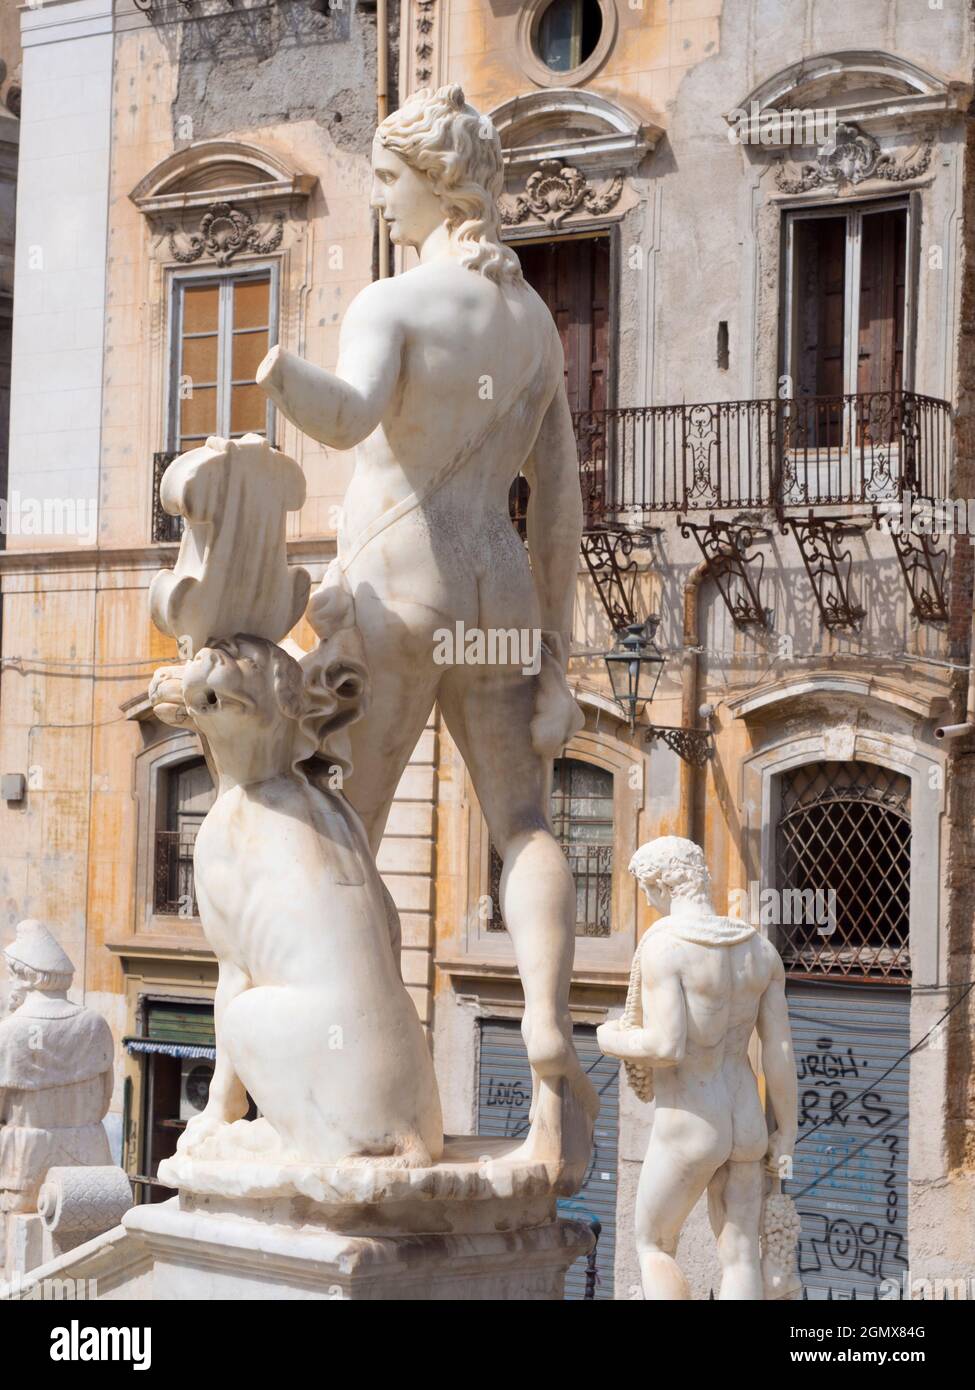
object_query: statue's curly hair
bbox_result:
[628,836,712,902]
[377,83,522,284]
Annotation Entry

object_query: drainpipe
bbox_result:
[679,561,709,838]
[934,602,975,740]
[376,0,391,279]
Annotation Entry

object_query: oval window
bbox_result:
[535,0,604,74]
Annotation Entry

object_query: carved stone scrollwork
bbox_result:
[775,122,933,193]
[415,1,437,88]
[500,159,624,230]
[168,201,285,267]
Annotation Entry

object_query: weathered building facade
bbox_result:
[1,0,974,1300]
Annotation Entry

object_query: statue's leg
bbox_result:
[338,594,444,856]
[634,1136,715,1299]
[439,664,598,1177]
[710,1159,765,1300]
[337,625,442,959]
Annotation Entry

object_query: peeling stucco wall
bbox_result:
[172,0,397,149]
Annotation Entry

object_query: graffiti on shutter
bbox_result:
[785,984,910,1300]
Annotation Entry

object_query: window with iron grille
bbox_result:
[153,758,215,919]
[488,757,614,937]
[775,761,911,982]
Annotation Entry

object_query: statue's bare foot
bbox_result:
[176,1109,234,1157]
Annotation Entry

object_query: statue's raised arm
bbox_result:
[257,281,405,452]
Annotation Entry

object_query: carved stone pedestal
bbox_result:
[3,1138,592,1301]
[124,1198,588,1301]
[130,1136,591,1301]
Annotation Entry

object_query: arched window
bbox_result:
[153,758,215,918]
[776,760,911,981]
[489,757,614,937]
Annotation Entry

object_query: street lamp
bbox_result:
[603,617,665,729]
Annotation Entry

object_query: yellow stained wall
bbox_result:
[439,0,722,127]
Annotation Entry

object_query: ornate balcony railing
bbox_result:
[506,389,954,632]
[573,390,951,521]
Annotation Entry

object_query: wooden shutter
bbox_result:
[857,208,907,397]
[794,216,846,401]
[516,235,611,416]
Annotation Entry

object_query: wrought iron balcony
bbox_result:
[573,390,952,523]
[510,390,954,636]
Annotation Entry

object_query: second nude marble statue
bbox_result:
[598,837,798,1300]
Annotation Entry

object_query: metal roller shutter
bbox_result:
[784,984,910,1300]
[477,1019,619,1300]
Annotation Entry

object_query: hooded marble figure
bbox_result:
[258,83,597,1178]
[0,922,114,1214]
[598,837,800,1300]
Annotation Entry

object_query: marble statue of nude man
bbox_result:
[597,837,798,1299]
[257,84,596,1174]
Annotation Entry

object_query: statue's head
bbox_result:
[374,83,521,283]
[3,920,74,1013]
[629,836,712,913]
[151,634,366,785]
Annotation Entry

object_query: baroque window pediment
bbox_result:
[723,47,968,145]
[130,140,315,264]
[725,51,970,196]
[728,49,969,139]
[492,89,655,231]
[490,88,659,174]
